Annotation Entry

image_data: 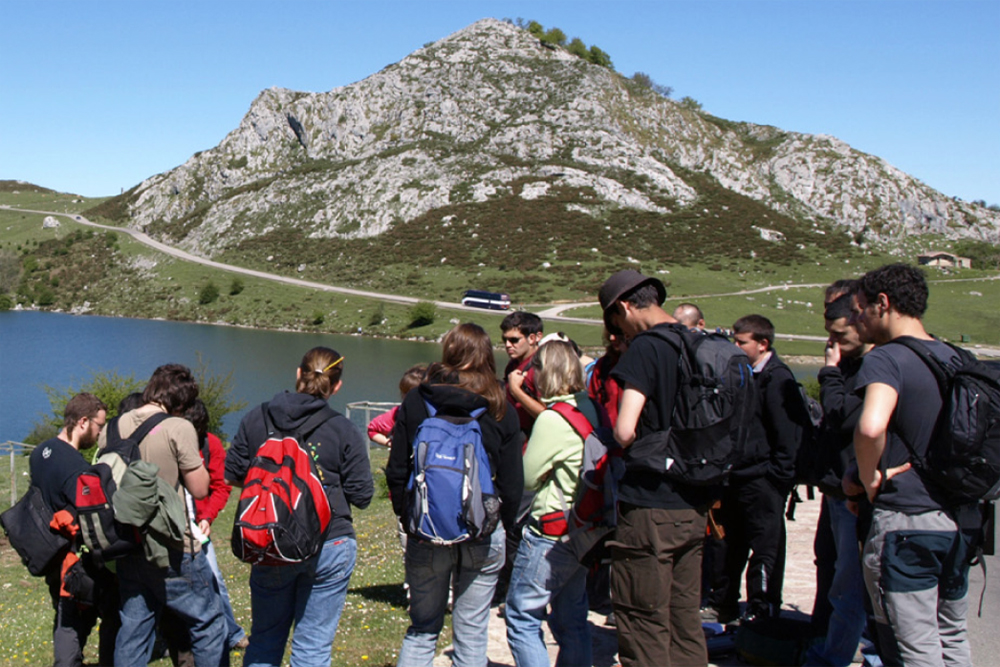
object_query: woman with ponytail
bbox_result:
[386,323,524,666]
[224,346,374,667]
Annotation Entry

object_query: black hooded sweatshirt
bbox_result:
[385,381,524,534]
[225,390,374,540]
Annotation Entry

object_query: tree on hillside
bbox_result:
[527,20,544,37]
[680,96,703,111]
[632,72,674,98]
[588,45,613,69]
[567,37,588,59]
[542,27,567,46]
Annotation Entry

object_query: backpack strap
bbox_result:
[886,336,953,396]
[549,401,595,441]
[107,412,170,460]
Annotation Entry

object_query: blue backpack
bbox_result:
[405,401,500,544]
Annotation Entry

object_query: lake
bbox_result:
[0,311,444,443]
[0,311,822,444]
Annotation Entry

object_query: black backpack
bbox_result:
[75,412,169,565]
[888,337,1000,505]
[0,485,71,576]
[625,325,756,486]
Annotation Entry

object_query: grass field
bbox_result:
[0,447,424,667]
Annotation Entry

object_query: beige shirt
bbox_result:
[99,405,204,553]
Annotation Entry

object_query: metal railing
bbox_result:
[1,441,34,506]
[344,401,399,448]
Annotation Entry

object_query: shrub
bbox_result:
[229,276,245,296]
[199,281,220,305]
[31,358,247,445]
[408,301,437,328]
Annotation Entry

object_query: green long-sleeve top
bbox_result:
[523,394,586,531]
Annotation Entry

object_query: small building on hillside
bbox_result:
[918,251,972,269]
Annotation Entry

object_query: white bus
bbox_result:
[461,290,511,311]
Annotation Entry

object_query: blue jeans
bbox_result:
[115,549,226,667]
[397,524,505,667]
[244,536,357,667]
[805,497,868,666]
[505,527,591,667]
[203,539,247,649]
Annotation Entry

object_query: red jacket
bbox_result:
[587,355,622,427]
[194,433,231,524]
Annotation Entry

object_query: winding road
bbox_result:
[7,205,1000,355]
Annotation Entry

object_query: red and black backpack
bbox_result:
[231,404,335,566]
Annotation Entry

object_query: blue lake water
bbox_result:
[0,311,443,443]
[0,310,822,444]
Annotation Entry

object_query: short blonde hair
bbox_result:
[535,341,584,399]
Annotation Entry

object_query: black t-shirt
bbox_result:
[855,336,961,514]
[611,323,713,510]
[29,436,90,512]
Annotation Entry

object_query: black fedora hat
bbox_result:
[598,269,666,318]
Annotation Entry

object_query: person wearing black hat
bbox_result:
[598,269,714,667]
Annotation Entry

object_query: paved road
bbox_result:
[9,206,1000,356]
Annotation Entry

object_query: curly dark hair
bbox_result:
[858,264,928,319]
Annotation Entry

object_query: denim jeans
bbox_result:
[203,539,247,649]
[397,523,505,667]
[115,549,226,667]
[805,497,868,666]
[505,527,591,667]
[244,535,357,667]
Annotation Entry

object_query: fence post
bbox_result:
[9,447,14,507]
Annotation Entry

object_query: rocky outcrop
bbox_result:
[124,18,999,256]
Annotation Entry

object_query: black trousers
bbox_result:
[46,566,119,667]
[706,475,787,612]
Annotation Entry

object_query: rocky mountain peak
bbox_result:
[120,18,998,261]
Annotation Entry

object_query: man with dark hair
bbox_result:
[500,311,545,435]
[704,314,809,623]
[100,364,225,667]
[804,283,872,666]
[597,269,712,666]
[30,393,119,667]
[852,263,976,666]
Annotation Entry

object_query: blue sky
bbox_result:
[2,0,997,204]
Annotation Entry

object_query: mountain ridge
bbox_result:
[93,19,998,268]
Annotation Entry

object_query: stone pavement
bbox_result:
[432,491,842,666]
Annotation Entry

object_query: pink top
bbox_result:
[367,406,400,440]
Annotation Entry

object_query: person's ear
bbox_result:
[330,379,343,397]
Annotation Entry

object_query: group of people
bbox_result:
[24,262,981,667]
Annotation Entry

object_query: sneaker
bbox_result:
[701,605,740,624]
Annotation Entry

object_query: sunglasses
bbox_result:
[502,336,522,344]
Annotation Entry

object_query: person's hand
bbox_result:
[825,340,841,367]
[508,369,525,392]
[198,519,211,538]
[865,462,913,502]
